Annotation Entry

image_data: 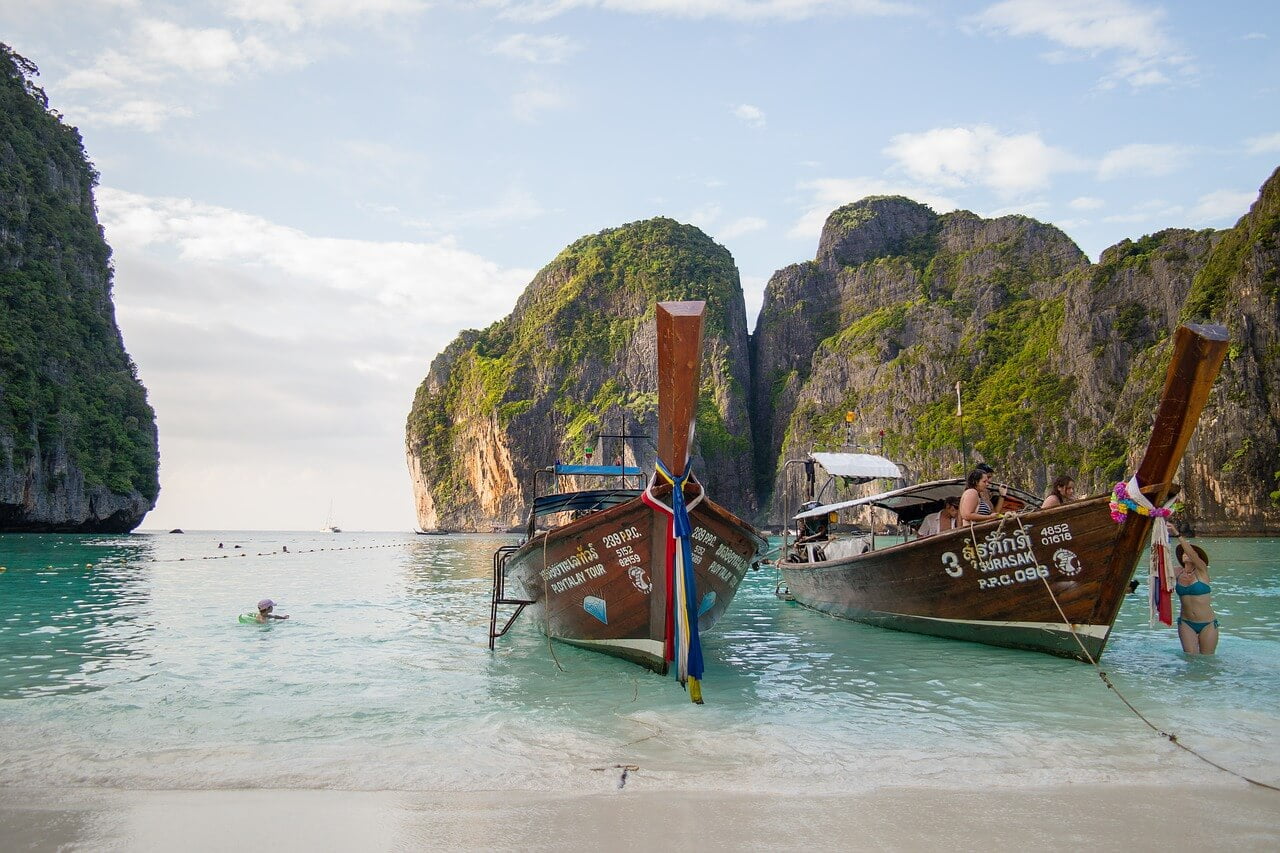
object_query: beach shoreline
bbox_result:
[3,782,1278,851]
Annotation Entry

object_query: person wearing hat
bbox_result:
[255,599,289,623]
[1168,525,1217,654]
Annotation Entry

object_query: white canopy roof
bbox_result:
[810,452,902,481]
[794,478,1042,522]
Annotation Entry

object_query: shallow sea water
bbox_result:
[1,531,1277,794]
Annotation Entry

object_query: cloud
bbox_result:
[1189,189,1255,224]
[1069,196,1105,210]
[97,188,531,529]
[1244,132,1280,155]
[492,33,579,63]
[1096,143,1191,179]
[511,85,569,121]
[716,216,767,241]
[732,104,766,128]
[884,125,1085,196]
[972,0,1190,88]
[487,0,918,23]
[224,0,429,30]
[788,177,958,242]
[72,99,193,132]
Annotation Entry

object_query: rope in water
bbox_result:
[983,512,1280,794]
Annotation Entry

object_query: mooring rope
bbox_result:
[994,511,1280,794]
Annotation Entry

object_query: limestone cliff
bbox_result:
[751,175,1280,534]
[406,218,755,531]
[0,46,158,532]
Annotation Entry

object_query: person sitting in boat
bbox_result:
[1041,475,1076,508]
[918,496,961,537]
[959,467,1006,525]
[1169,525,1218,655]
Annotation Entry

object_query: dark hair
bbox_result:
[1050,475,1075,502]
[965,469,987,490]
[944,496,961,508]
[1176,542,1209,567]
[975,462,994,474]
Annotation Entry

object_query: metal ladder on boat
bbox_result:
[489,544,535,649]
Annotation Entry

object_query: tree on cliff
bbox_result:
[0,44,159,532]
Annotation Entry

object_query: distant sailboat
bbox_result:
[324,501,341,533]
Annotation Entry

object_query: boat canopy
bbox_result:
[794,478,1042,525]
[810,452,901,483]
[551,464,644,476]
[531,489,643,519]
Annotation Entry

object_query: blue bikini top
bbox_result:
[1175,578,1211,596]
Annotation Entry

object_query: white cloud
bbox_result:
[732,103,766,128]
[224,0,428,30]
[97,188,530,529]
[492,33,579,63]
[73,99,194,131]
[973,0,1190,88]
[884,125,1085,196]
[1245,132,1280,155]
[788,177,958,242]
[511,85,568,121]
[1069,196,1105,210]
[716,216,767,241]
[1189,190,1255,224]
[1096,143,1190,179]
[487,0,917,24]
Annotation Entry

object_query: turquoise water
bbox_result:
[1,531,1278,793]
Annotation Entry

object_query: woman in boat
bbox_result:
[959,467,1007,525]
[1169,525,1218,654]
[1040,475,1076,508]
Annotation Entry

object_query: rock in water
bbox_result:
[0,45,159,532]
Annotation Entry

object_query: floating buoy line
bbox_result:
[0,541,416,573]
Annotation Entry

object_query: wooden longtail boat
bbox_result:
[489,301,767,699]
[776,323,1229,661]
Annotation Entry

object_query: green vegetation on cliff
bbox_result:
[0,45,158,499]
[406,218,748,521]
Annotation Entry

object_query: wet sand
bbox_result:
[3,783,1278,851]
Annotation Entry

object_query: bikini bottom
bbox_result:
[1178,617,1219,634]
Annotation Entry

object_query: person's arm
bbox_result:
[270,614,290,620]
[1168,526,1207,574]
[1041,494,1061,509]
[993,483,1008,512]
[958,489,983,523]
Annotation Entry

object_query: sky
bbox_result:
[2,1,1278,531]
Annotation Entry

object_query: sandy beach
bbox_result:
[3,783,1278,851]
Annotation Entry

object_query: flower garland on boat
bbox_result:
[1109,480,1182,523]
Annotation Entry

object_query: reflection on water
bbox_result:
[0,535,155,698]
[0,532,1275,792]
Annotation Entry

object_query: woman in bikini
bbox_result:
[1169,525,1218,654]
[958,467,1006,525]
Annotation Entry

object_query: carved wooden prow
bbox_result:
[655,301,706,479]
[1135,323,1230,505]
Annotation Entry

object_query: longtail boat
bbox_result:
[489,301,767,701]
[775,323,1229,661]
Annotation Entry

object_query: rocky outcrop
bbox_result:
[0,45,158,532]
[406,218,756,532]
[749,175,1280,534]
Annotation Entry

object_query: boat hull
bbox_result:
[504,486,765,673]
[778,494,1153,661]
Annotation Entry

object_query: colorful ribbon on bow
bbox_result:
[642,459,707,704]
[1111,475,1179,626]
